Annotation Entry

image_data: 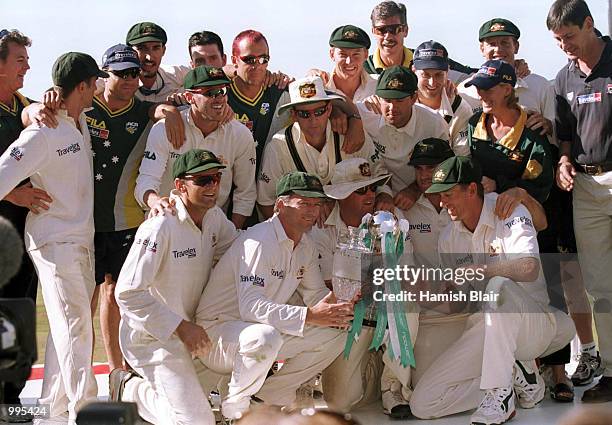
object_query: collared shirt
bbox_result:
[401,194,450,268]
[326,69,378,102]
[196,215,330,337]
[468,107,553,204]
[363,47,414,75]
[309,203,413,281]
[554,36,612,164]
[136,107,257,217]
[419,89,473,156]
[257,122,388,206]
[357,102,449,192]
[116,191,238,342]
[134,64,190,103]
[0,110,94,250]
[438,193,549,306]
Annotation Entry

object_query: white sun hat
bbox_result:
[324,158,391,200]
[277,76,344,115]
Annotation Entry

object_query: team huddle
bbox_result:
[0,0,610,424]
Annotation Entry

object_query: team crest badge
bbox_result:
[489,239,502,256]
[607,84,612,94]
[260,102,270,115]
[433,169,446,182]
[508,151,524,163]
[208,67,224,78]
[386,78,404,90]
[343,30,358,40]
[567,91,574,101]
[490,23,505,32]
[143,26,156,35]
[358,162,371,177]
[299,83,317,99]
[125,121,139,134]
[297,266,305,279]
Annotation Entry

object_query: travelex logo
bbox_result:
[241,274,265,287]
[271,268,285,279]
[136,237,157,253]
[56,143,81,157]
[505,216,533,229]
[10,147,23,161]
[173,247,196,259]
[409,222,431,233]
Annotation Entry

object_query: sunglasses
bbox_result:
[239,54,270,65]
[189,86,228,98]
[295,106,327,119]
[111,68,141,80]
[354,184,378,195]
[184,172,222,187]
[373,24,406,36]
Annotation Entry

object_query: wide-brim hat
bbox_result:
[323,158,391,200]
[277,76,343,115]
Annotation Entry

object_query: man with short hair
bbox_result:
[195,171,350,420]
[548,0,612,402]
[356,66,449,208]
[0,28,45,410]
[413,42,473,156]
[0,51,108,422]
[258,76,390,219]
[409,156,575,424]
[136,65,256,229]
[126,22,190,102]
[113,149,238,425]
[188,30,227,68]
[364,1,476,79]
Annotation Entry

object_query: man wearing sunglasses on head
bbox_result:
[136,65,256,229]
[257,76,393,220]
[112,149,238,425]
[364,2,476,80]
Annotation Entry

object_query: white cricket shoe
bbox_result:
[513,360,545,408]
[470,387,516,425]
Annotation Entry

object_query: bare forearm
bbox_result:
[484,257,540,282]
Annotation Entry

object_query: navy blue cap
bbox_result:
[464,59,516,90]
[101,44,141,71]
[0,29,9,39]
[413,41,449,71]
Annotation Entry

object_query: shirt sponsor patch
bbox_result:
[577,92,602,104]
[241,274,265,287]
[271,268,285,279]
[9,146,23,161]
[172,247,196,259]
[143,150,156,160]
[409,222,432,233]
[136,237,157,253]
[56,142,81,157]
[607,84,612,94]
[505,216,533,229]
[89,127,109,139]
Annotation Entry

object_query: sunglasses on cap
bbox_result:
[183,172,222,187]
[111,68,141,80]
[239,54,270,65]
[189,86,228,98]
[294,105,327,119]
[373,24,406,36]
[354,184,378,195]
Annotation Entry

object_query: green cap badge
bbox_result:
[425,156,482,194]
[126,22,167,46]
[276,171,327,198]
[376,66,417,99]
[172,149,226,179]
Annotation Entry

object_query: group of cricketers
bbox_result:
[0,0,610,424]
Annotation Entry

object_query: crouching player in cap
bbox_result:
[309,158,418,418]
[195,171,352,421]
[409,156,575,425]
[112,149,238,425]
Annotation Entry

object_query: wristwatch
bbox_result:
[347,113,361,120]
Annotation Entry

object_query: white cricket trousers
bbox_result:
[29,242,98,421]
[199,321,345,419]
[410,277,575,419]
[573,172,612,377]
[119,321,215,425]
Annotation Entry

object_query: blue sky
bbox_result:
[5,0,609,99]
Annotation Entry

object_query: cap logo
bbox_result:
[358,162,371,177]
[418,49,444,58]
[299,83,317,99]
[343,30,358,40]
[433,169,446,182]
[386,77,404,90]
[502,74,513,81]
[142,26,157,35]
[490,23,505,32]
[305,174,323,190]
[207,67,224,78]
[478,66,497,76]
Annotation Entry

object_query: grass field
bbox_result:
[35,285,109,365]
